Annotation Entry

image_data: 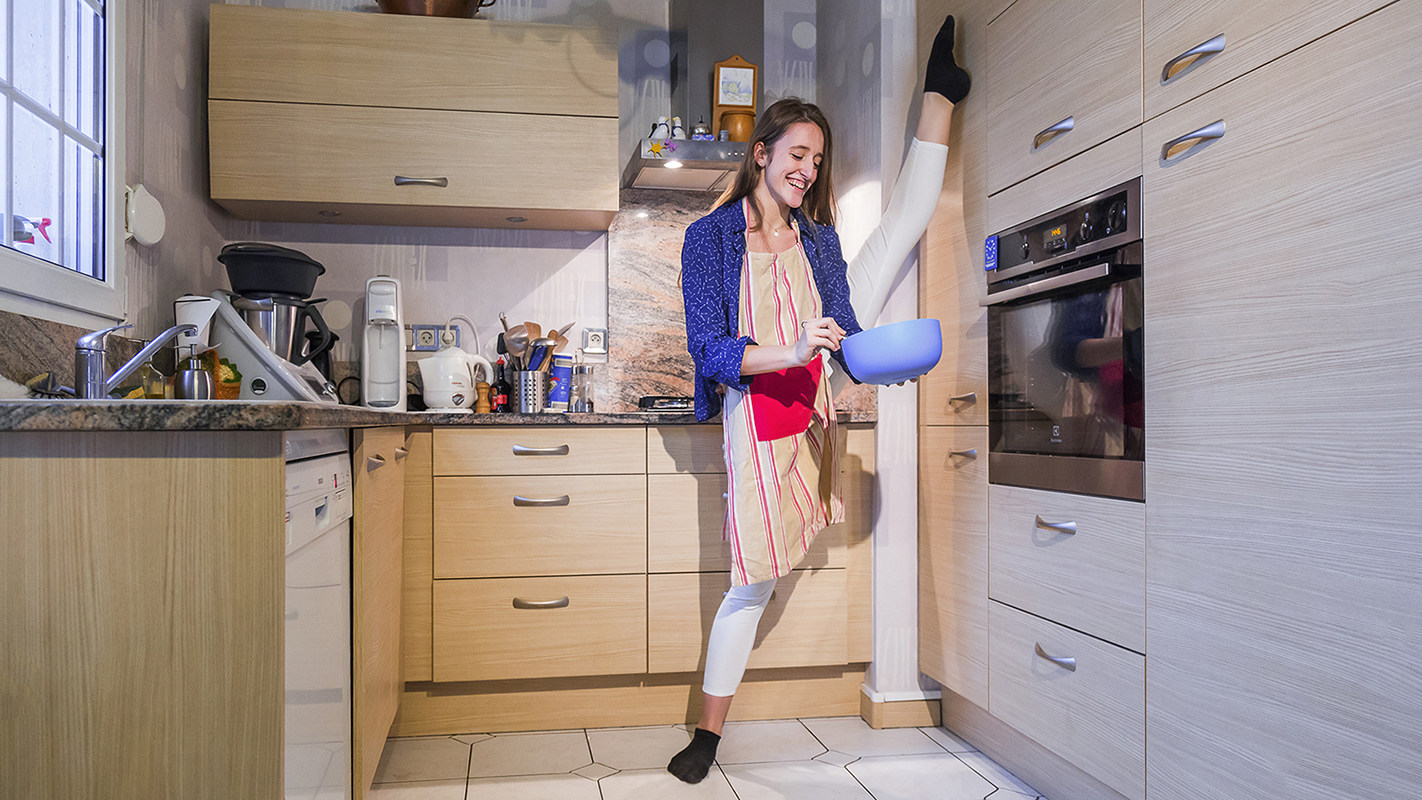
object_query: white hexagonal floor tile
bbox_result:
[373,737,471,784]
[467,730,592,778]
[587,725,694,770]
[800,716,944,757]
[715,719,826,764]
[599,765,740,799]
[847,753,999,800]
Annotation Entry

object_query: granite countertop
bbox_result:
[0,400,875,432]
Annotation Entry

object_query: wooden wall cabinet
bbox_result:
[1141,3,1422,797]
[208,4,619,230]
[1142,0,1394,121]
[982,0,1142,196]
[352,427,409,798]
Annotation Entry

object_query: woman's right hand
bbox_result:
[795,317,846,365]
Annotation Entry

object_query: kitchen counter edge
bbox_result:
[0,401,876,431]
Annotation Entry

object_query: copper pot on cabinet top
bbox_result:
[722,110,756,142]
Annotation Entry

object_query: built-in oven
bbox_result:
[982,177,1143,501]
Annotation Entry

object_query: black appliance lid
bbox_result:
[217,242,326,275]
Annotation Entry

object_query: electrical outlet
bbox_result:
[407,324,443,352]
[583,327,608,355]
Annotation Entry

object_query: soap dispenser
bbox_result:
[362,276,406,410]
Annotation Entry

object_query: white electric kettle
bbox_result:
[418,344,492,412]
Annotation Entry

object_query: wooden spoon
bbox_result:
[524,321,543,341]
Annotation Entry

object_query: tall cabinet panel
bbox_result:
[917,0,994,710]
[1142,3,1422,798]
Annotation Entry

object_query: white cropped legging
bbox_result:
[703,140,950,698]
[703,578,778,696]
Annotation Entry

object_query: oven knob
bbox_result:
[1078,212,1095,243]
[1021,237,1030,259]
[1105,201,1127,236]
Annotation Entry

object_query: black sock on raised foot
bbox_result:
[924,15,972,104]
[667,727,721,784]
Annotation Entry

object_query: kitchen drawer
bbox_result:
[434,474,646,578]
[210,4,618,117]
[433,575,646,682]
[647,473,845,573]
[648,426,726,474]
[989,601,1144,800]
[433,427,646,476]
[1143,0,1391,121]
[647,568,848,673]
[988,485,1145,652]
[984,0,1142,195]
[208,100,619,230]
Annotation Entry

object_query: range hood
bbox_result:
[622,138,747,191]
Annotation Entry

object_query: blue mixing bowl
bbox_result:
[839,318,943,385]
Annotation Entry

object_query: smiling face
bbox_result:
[754,121,825,214]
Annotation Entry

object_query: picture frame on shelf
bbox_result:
[712,55,758,140]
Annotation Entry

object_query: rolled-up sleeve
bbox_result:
[682,219,751,414]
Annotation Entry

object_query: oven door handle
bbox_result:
[980,262,1113,307]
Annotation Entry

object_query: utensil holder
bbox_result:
[513,370,549,413]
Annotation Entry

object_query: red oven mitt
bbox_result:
[747,356,823,441]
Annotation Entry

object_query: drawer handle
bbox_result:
[949,449,978,459]
[394,175,449,187]
[513,495,571,507]
[512,444,570,457]
[948,392,977,404]
[394,447,410,461]
[1034,515,1076,535]
[512,596,570,610]
[1035,642,1077,672]
[1162,34,1226,83]
[366,455,386,472]
[1032,116,1074,150]
[1161,119,1226,162]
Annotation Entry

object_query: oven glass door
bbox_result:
[989,272,1143,466]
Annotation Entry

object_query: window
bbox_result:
[0,0,124,325]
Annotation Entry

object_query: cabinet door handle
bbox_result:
[512,444,570,456]
[1161,119,1226,162]
[394,175,449,187]
[1032,116,1074,150]
[512,596,570,609]
[1035,642,1077,672]
[1035,515,1077,535]
[393,447,410,461]
[949,449,978,459]
[948,392,977,404]
[366,455,386,472]
[1162,34,1226,82]
[513,495,571,507]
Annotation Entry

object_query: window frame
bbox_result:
[0,0,126,328]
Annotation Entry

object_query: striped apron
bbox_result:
[721,204,844,587]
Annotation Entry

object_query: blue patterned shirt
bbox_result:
[681,200,863,421]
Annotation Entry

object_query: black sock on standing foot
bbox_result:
[924,15,972,104]
[667,727,721,784]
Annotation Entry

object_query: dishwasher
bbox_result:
[284,429,354,800]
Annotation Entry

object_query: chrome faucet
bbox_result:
[75,323,198,399]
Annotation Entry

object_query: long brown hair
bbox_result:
[714,97,836,235]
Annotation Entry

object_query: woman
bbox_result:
[671,15,971,785]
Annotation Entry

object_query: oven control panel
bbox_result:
[985,177,1140,286]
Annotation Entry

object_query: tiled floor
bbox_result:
[370,716,1047,800]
